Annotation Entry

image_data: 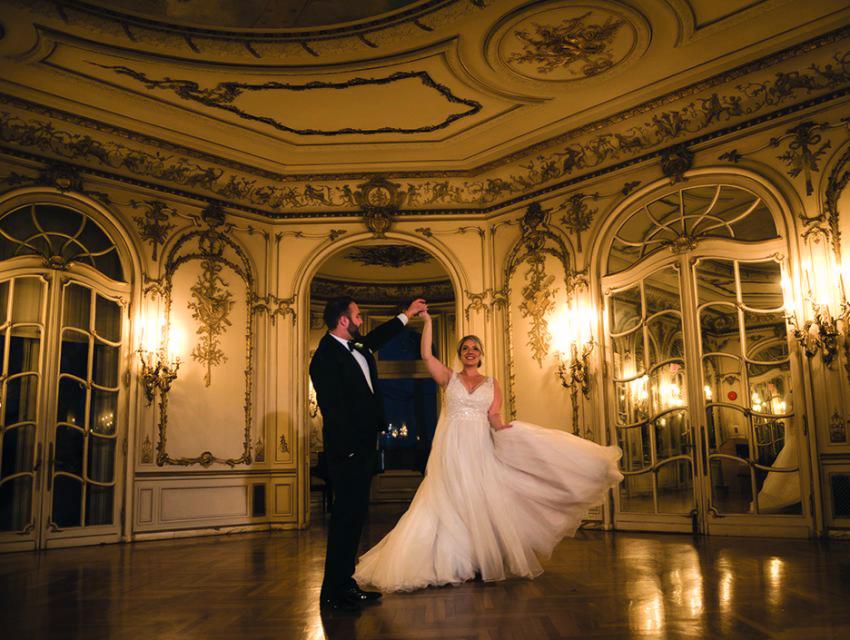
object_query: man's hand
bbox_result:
[405,298,427,318]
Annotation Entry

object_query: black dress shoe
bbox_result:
[344,586,382,602]
[320,594,361,612]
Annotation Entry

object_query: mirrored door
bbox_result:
[0,272,128,551]
[605,253,811,535]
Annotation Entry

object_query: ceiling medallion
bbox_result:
[487,1,649,84]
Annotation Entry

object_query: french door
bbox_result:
[604,244,813,536]
[0,268,129,550]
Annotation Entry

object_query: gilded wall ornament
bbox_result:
[140,435,153,464]
[188,257,234,387]
[311,277,455,304]
[557,192,599,252]
[280,434,289,454]
[130,199,176,261]
[720,120,841,196]
[252,293,296,325]
[519,255,558,366]
[356,176,406,236]
[830,410,848,443]
[255,438,265,462]
[660,145,693,183]
[509,11,626,77]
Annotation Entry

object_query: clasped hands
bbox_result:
[405,298,428,319]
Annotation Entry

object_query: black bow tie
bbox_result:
[347,340,361,353]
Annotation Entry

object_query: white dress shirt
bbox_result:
[329,313,408,393]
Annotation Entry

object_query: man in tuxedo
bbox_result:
[310,295,427,611]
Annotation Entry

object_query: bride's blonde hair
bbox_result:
[456,335,484,368]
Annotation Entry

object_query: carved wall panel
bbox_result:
[158,209,255,467]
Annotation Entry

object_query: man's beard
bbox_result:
[348,325,362,341]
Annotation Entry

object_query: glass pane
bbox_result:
[700,304,740,355]
[94,250,123,282]
[707,405,750,458]
[8,327,40,375]
[90,389,118,435]
[0,280,9,325]
[95,295,121,342]
[618,424,651,472]
[657,460,694,513]
[87,436,115,483]
[4,374,38,425]
[654,410,690,459]
[620,473,653,513]
[749,366,792,416]
[649,362,687,413]
[0,477,32,531]
[1,423,35,478]
[644,266,681,316]
[695,259,735,305]
[56,377,86,427]
[52,476,82,528]
[710,458,753,514]
[92,343,119,388]
[55,425,84,476]
[740,261,784,309]
[610,287,641,333]
[85,485,114,526]
[60,329,89,379]
[63,283,91,331]
[11,277,43,324]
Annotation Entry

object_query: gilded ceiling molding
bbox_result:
[357,176,406,237]
[660,145,694,184]
[0,30,849,216]
[158,205,255,467]
[720,120,845,196]
[92,65,482,136]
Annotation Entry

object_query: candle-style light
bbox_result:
[552,300,595,435]
[137,312,182,405]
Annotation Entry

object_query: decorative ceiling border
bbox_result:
[1,27,849,217]
[89,64,482,136]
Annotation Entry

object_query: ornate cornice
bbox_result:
[1,26,849,217]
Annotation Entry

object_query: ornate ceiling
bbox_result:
[0,0,849,217]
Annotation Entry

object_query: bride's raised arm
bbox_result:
[420,311,453,387]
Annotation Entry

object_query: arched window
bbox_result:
[0,204,124,281]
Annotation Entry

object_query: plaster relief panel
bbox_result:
[487,1,649,85]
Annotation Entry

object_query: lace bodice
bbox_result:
[444,373,493,420]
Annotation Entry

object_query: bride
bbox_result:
[353,311,623,592]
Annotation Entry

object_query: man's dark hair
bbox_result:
[323,296,356,330]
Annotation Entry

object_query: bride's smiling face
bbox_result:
[459,339,482,368]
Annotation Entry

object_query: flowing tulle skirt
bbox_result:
[354,417,623,592]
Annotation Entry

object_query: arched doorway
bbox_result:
[307,240,456,509]
[0,197,134,551]
[598,178,814,536]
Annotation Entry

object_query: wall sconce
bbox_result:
[137,313,183,405]
[783,264,848,367]
[308,379,319,419]
[552,301,595,435]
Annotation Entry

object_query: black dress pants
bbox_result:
[321,449,376,598]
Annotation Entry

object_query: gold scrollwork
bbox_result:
[252,293,296,325]
[157,204,255,468]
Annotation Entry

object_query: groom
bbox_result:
[310,295,427,611]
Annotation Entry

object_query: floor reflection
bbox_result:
[0,506,847,640]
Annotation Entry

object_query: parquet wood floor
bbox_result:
[1,503,848,640]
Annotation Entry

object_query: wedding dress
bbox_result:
[353,373,623,592]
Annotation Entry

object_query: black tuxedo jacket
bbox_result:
[309,317,405,459]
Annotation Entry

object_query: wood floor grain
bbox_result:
[1,504,848,639]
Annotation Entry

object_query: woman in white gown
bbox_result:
[354,312,623,592]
